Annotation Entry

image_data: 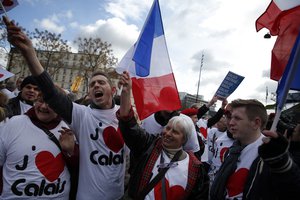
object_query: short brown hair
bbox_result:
[90,71,113,87]
[231,99,268,129]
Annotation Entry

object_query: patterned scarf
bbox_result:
[25,107,61,130]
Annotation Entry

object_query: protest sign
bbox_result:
[215,71,244,99]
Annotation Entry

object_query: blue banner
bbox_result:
[215,71,244,99]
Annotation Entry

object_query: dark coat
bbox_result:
[117,110,209,200]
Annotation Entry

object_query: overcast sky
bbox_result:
[2,0,280,107]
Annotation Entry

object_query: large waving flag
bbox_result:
[256,0,300,81]
[116,0,181,120]
[0,0,19,14]
[276,31,300,110]
[270,29,300,131]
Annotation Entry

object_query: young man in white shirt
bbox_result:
[5,16,127,200]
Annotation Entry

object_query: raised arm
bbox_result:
[207,98,227,128]
[259,130,300,198]
[3,16,44,76]
[4,16,73,123]
[197,95,218,119]
[117,71,156,155]
[119,71,132,117]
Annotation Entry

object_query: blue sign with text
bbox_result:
[215,71,244,99]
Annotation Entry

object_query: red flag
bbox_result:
[256,0,300,81]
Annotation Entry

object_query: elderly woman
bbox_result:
[117,71,209,200]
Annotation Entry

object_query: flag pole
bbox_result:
[265,86,268,105]
[270,35,300,131]
[196,52,204,103]
[116,46,135,96]
[0,1,8,18]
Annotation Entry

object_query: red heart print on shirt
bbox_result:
[226,168,249,197]
[220,147,229,163]
[199,127,208,138]
[103,126,124,153]
[0,74,4,78]
[154,179,185,200]
[35,151,65,182]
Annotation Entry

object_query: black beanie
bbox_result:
[20,75,38,90]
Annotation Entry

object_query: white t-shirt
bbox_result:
[225,134,263,200]
[208,132,234,184]
[141,113,200,153]
[19,100,33,115]
[70,103,128,200]
[207,128,226,164]
[196,119,209,162]
[145,151,190,200]
[0,115,70,200]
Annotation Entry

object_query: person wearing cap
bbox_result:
[118,71,209,200]
[7,75,39,118]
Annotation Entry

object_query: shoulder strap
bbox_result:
[136,150,183,200]
[39,126,62,151]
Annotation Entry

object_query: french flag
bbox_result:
[256,0,300,81]
[276,31,300,110]
[116,0,181,120]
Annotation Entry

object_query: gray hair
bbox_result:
[168,115,195,144]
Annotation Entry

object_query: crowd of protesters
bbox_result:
[0,16,300,200]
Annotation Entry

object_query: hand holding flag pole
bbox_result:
[115,0,181,120]
[116,49,135,96]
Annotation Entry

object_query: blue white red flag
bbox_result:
[116,0,181,120]
[256,0,300,81]
[276,31,300,110]
[0,0,18,14]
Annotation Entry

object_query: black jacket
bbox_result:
[242,156,300,200]
[118,110,209,200]
[6,93,34,118]
[210,138,300,200]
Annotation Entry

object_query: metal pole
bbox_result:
[196,52,204,103]
[266,86,268,105]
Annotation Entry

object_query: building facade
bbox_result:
[6,48,119,99]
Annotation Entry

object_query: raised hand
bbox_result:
[3,16,44,75]
[259,130,292,173]
[3,16,34,54]
[118,71,132,117]
[221,98,228,109]
[59,127,76,156]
